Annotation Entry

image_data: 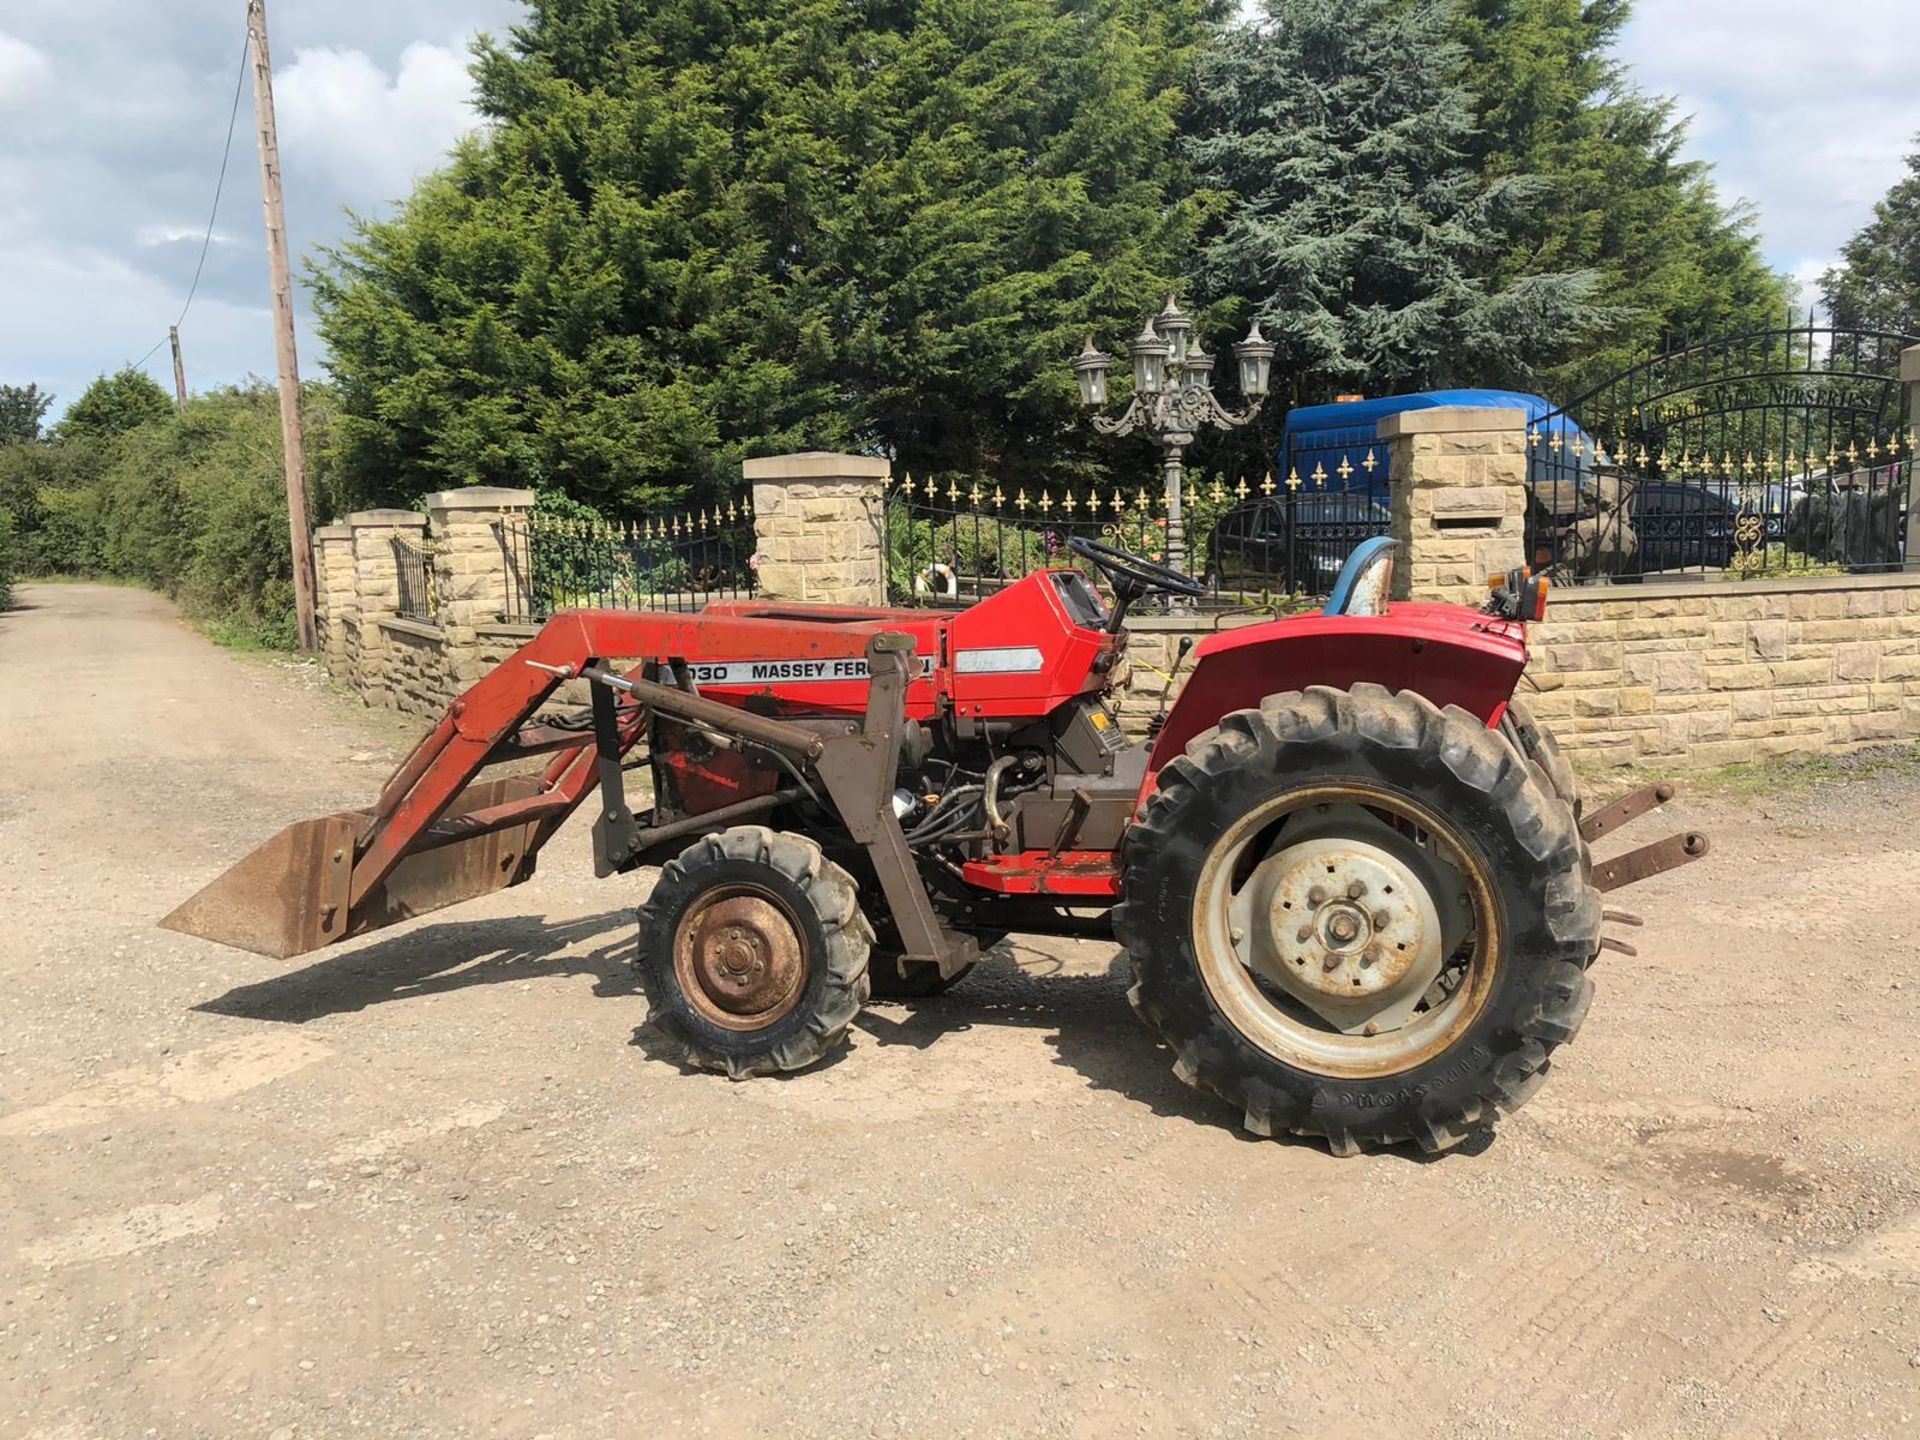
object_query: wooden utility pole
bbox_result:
[245,0,317,652]
[168,326,188,412]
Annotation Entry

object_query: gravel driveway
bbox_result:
[3,582,1918,1439]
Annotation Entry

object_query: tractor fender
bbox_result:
[1140,604,1529,805]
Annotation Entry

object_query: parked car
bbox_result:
[1204,493,1393,595]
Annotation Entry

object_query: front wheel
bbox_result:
[1115,685,1600,1156]
[636,827,872,1079]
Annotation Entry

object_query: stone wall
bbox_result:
[308,445,1920,774]
[1526,575,1920,766]
[1116,575,1920,767]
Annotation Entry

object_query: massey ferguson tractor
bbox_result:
[165,536,1704,1155]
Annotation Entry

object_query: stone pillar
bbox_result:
[311,524,356,680]
[1903,345,1920,566]
[1381,407,1529,604]
[347,508,428,707]
[425,487,534,687]
[745,452,890,605]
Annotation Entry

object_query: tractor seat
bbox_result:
[1322,536,1399,618]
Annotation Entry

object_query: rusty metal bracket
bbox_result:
[1593,831,1710,893]
[1580,781,1677,844]
[815,634,979,980]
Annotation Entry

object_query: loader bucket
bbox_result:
[162,776,546,960]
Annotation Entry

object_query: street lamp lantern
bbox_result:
[1071,336,1110,408]
[1233,321,1275,400]
[1129,317,1170,395]
[1155,294,1193,370]
[1185,342,1215,391]
[1072,301,1271,586]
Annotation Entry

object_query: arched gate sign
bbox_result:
[1527,326,1918,581]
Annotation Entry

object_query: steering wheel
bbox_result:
[1066,534,1208,600]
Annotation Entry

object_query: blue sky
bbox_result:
[1,1,1916,419]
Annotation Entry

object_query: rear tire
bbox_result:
[1502,698,1580,819]
[1115,685,1601,1156]
[636,827,871,1079]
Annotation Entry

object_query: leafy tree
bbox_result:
[1822,135,1920,336]
[0,383,53,445]
[1187,0,1610,405]
[56,368,174,441]
[1454,0,1787,394]
[312,0,1217,513]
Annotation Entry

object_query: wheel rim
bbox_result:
[673,883,809,1032]
[1192,784,1500,1079]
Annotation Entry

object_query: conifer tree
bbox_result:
[1186,0,1608,401]
[312,0,1214,510]
[1455,0,1787,392]
[1822,137,1920,337]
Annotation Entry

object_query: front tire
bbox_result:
[1115,685,1600,1156]
[636,827,872,1079]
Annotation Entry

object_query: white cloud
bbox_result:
[0,30,52,107]
[1618,1,1920,271]
[277,40,480,208]
[137,223,239,249]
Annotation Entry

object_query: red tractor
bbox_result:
[165,537,1702,1155]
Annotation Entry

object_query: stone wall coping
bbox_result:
[1377,406,1530,439]
[347,508,428,529]
[478,622,542,639]
[313,524,353,540]
[1900,344,1920,384]
[376,616,446,641]
[743,451,892,481]
[1548,570,1920,605]
[423,486,536,512]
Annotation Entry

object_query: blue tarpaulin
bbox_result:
[1278,389,1599,502]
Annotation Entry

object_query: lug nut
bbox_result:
[1347,880,1367,899]
[1296,925,1313,944]
[1359,949,1377,969]
[1307,886,1327,906]
[1322,953,1342,973]
[1363,1022,1381,1037]
[1229,926,1245,944]
[1373,911,1392,929]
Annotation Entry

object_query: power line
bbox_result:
[124,29,252,372]
[176,30,253,330]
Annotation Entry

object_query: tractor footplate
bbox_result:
[1593,830,1710,892]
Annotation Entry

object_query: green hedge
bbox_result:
[0,383,339,647]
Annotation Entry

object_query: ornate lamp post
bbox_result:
[1071,296,1274,578]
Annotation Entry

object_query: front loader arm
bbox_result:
[165,609,897,960]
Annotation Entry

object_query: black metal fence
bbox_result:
[1527,326,1918,583]
[880,468,1366,609]
[392,535,438,622]
[497,499,756,623]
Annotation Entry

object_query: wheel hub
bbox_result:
[1228,807,1465,1036]
[676,890,806,1025]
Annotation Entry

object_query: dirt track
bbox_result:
[3,582,1919,1440]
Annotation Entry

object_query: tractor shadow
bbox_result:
[858,941,1485,1163]
[195,908,640,1024]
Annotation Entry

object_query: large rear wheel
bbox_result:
[1502,697,1581,819]
[1115,685,1600,1156]
[636,827,872,1078]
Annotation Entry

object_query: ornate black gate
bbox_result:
[1527,326,1918,582]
